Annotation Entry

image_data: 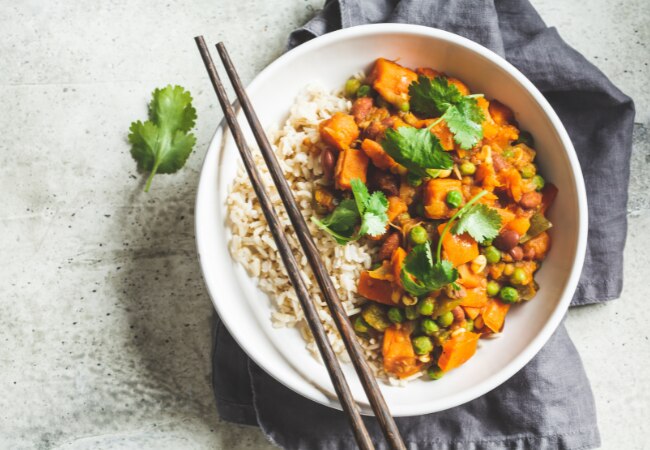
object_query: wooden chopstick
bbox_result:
[194,36,375,450]
[214,42,407,450]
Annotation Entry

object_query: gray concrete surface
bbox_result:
[0,0,648,449]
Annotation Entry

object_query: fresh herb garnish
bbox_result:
[312,178,388,244]
[400,190,501,296]
[129,85,197,192]
[408,75,484,150]
[401,243,458,296]
[453,203,502,244]
[381,126,454,177]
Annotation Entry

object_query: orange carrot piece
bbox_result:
[424,178,464,219]
[457,263,484,289]
[499,167,523,202]
[488,100,514,125]
[482,298,510,333]
[319,112,359,151]
[357,271,395,305]
[460,287,488,308]
[383,326,422,379]
[334,148,369,190]
[505,217,531,236]
[463,306,481,320]
[369,58,418,108]
[437,223,479,267]
[391,247,407,289]
[387,196,408,222]
[361,138,398,171]
[438,331,480,372]
[430,120,455,151]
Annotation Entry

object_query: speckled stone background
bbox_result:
[0,1,648,449]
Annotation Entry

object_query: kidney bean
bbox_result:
[351,97,374,125]
[494,229,520,252]
[523,247,536,260]
[509,245,524,261]
[377,232,400,261]
[519,191,542,209]
[451,306,465,323]
[320,148,336,183]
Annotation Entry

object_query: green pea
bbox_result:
[436,311,454,327]
[446,190,463,209]
[353,316,370,334]
[500,286,519,303]
[387,307,405,324]
[502,148,514,159]
[421,318,439,336]
[520,164,536,179]
[459,161,476,176]
[486,280,501,297]
[407,172,422,187]
[409,226,428,245]
[484,246,501,264]
[515,131,534,147]
[412,336,434,355]
[417,297,435,316]
[399,101,410,112]
[511,268,527,285]
[532,175,545,191]
[344,78,361,98]
[427,365,444,380]
[356,85,371,98]
[405,305,420,320]
[465,318,474,332]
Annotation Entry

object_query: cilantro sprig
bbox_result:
[408,75,484,150]
[381,125,453,177]
[400,190,501,296]
[312,179,388,244]
[129,85,197,192]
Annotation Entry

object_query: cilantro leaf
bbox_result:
[352,179,389,238]
[381,126,453,177]
[408,75,484,150]
[453,203,502,244]
[129,85,197,192]
[313,179,388,244]
[400,243,458,296]
[312,198,360,244]
[409,75,463,117]
[443,98,484,150]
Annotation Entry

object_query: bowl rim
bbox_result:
[195,23,588,416]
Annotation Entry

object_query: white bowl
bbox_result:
[195,24,588,416]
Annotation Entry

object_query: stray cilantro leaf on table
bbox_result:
[453,203,502,244]
[408,75,485,150]
[381,126,453,177]
[129,85,197,192]
[312,179,388,244]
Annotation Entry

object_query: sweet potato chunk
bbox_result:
[424,178,463,219]
[482,299,510,333]
[319,113,359,151]
[369,58,418,108]
[383,326,422,379]
[387,196,408,222]
[357,271,395,305]
[437,223,479,267]
[334,148,368,190]
[438,331,480,372]
[361,138,398,171]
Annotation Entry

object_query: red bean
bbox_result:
[494,230,520,252]
[320,148,336,182]
[351,97,374,124]
[520,191,542,209]
[509,245,524,261]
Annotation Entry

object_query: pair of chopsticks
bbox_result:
[195,37,406,450]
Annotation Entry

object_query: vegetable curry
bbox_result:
[313,58,556,381]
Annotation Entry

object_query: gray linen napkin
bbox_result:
[212,0,635,448]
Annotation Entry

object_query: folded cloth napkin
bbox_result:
[212,0,635,448]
